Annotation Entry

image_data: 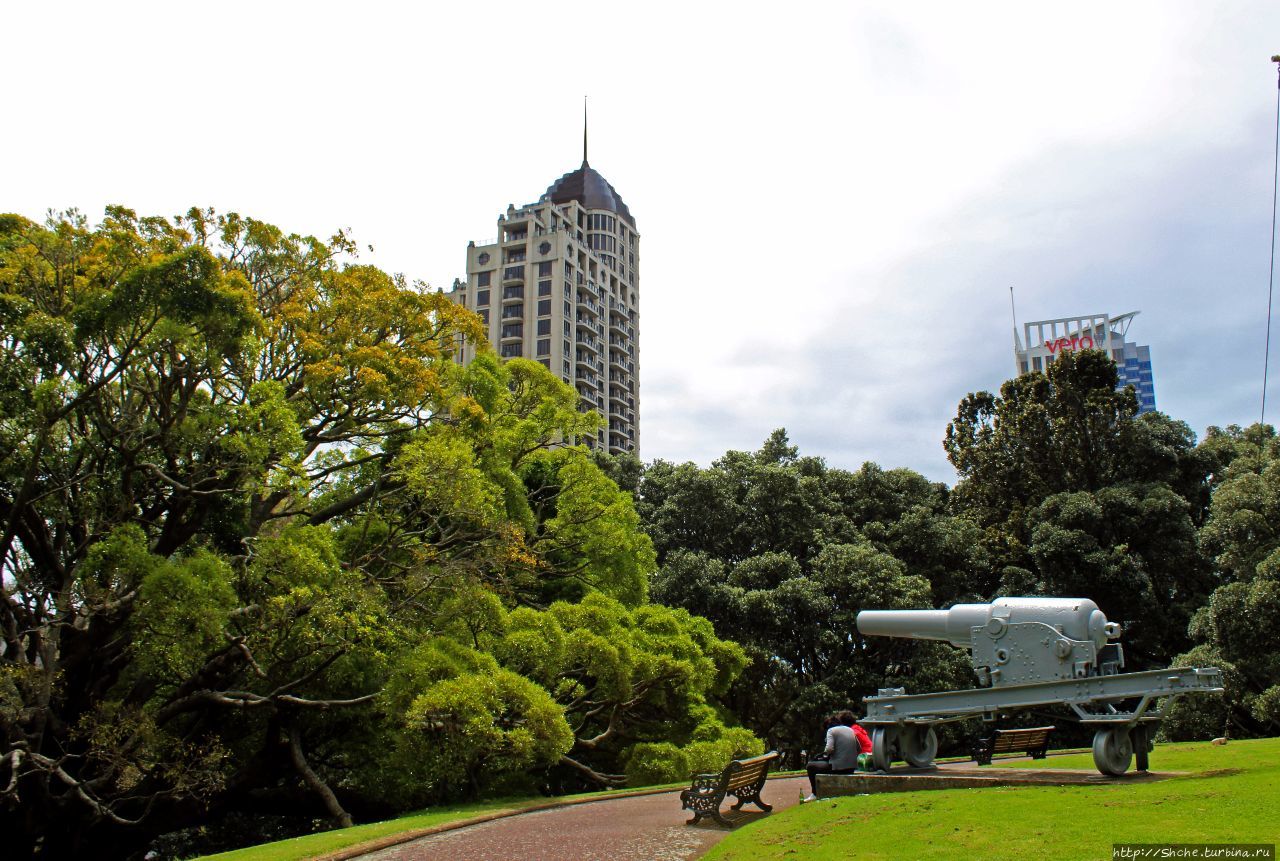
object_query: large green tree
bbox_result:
[1164,424,1280,739]
[0,209,746,860]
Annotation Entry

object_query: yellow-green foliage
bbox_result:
[132,551,237,684]
[403,668,574,790]
[623,742,689,785]
[531,452,656,607]
[492,607,567,687]
[623,707,764,785]
[77,524,160,606]
[396,431,504,527]
[381,638,500,717]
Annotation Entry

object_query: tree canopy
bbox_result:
[639,431,978,751]
[0,208,746,860]
[1163,424,1280,739]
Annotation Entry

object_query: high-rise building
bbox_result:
[1013,311,1157,413]
[449,154,640,454]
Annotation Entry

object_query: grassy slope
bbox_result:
[704,739,1279,861]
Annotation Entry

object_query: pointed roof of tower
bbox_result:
[544,100,635,226]
[544,160,635,227]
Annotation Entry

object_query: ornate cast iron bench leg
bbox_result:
[683,787,727,826]
[730,782,772,812]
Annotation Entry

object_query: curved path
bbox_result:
[354,775,809,861]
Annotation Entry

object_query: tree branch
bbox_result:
[287,726,353,828]
[557,754,626,788]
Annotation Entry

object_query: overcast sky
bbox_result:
[6,1,1280,482]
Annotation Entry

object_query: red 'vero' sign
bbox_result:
[1045,334,1095,354]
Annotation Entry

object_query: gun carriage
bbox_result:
[855,597,1223,776]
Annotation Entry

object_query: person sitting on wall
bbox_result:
[803,709,873,802]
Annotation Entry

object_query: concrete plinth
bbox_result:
[816,766,1174,797]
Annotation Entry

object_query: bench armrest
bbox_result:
[687,773,723,792]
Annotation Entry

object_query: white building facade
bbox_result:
[449,158,640,454]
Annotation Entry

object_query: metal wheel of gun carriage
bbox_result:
[855,598,1224,776]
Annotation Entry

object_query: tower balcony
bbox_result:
[502,266,525,283]
[575,315,603,337]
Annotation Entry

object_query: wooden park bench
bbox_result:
[972,726,1055,765]
[681,751,779,827]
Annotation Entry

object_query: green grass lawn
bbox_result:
[704,738,1279,861]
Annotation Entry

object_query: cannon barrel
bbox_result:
[856,597,1119,650]
[856,605,991,647]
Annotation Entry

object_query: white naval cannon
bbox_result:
[855,597,1223,776]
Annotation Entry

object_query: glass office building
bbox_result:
[1013,311,1156,413]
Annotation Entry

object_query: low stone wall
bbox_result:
[817,766,1173,796]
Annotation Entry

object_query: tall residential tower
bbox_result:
[450,155,640,454]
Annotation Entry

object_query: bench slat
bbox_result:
[725,767,768,790]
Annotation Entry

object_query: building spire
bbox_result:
[583,96,589,165]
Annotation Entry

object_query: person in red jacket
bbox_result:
[852,716,873,757]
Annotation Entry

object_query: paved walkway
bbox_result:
[356,775,810,861]
[351,757,1152,861]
